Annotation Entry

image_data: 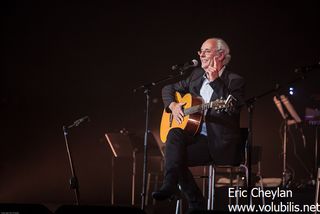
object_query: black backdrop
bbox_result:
[1,0,320,209]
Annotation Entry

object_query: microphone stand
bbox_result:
[133,67,192,211]
[61,116,90,205]
[62,125,80,205]
[278,96,291,188]
[315,125,319,183]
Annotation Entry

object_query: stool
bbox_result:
[175,128,267,211]
[145,156,164,206]
[207,164,248,210]
[207,145,265,210]
[145,172,160,206]
[175,185,183,214]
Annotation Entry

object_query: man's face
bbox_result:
[198,39,219,70]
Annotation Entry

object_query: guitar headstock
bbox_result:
[211,98,226,112]
[211,95,237,113]
[224,95,237,113]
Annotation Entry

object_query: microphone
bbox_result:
[68,116,90,129]
[171,59,198,71]
[294,61,320,73]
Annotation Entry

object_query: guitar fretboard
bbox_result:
[183,102,213,115]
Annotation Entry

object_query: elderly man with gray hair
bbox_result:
[152,37,245,212]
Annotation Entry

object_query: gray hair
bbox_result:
[209,37,231,65]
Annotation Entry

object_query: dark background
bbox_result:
[1,0,320,212]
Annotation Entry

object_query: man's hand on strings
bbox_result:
[169,102,186,124]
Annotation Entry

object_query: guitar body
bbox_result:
[160,92,204,143]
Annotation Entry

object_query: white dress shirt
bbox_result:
[199,67,225,136]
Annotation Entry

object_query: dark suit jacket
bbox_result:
[162,67,245,165]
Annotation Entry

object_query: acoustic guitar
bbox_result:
[160,92,235,143]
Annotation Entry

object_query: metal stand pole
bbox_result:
[315,167,320,214]
[141,88,150,210]
[282,120,288,188]
[315,126,320,214]
[111,156,114,205]
[62,126,80,205]
[247,104,253,205]
[132,150,137,205]
[315,126,319,181]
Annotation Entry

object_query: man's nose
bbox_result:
[199,52,205,58]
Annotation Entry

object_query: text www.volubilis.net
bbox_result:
[228,202,320,212]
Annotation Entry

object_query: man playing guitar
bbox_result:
[152,37,245,212]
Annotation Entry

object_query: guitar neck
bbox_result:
[183,102,213,115]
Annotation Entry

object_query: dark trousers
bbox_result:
[164,128,213,205]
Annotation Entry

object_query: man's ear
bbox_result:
[217,50,225,60]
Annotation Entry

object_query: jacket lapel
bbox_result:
[190,69,205,96]
[209,69,229,101]
[220,69,229,85]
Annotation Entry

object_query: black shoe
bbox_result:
[152,184,179,201]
